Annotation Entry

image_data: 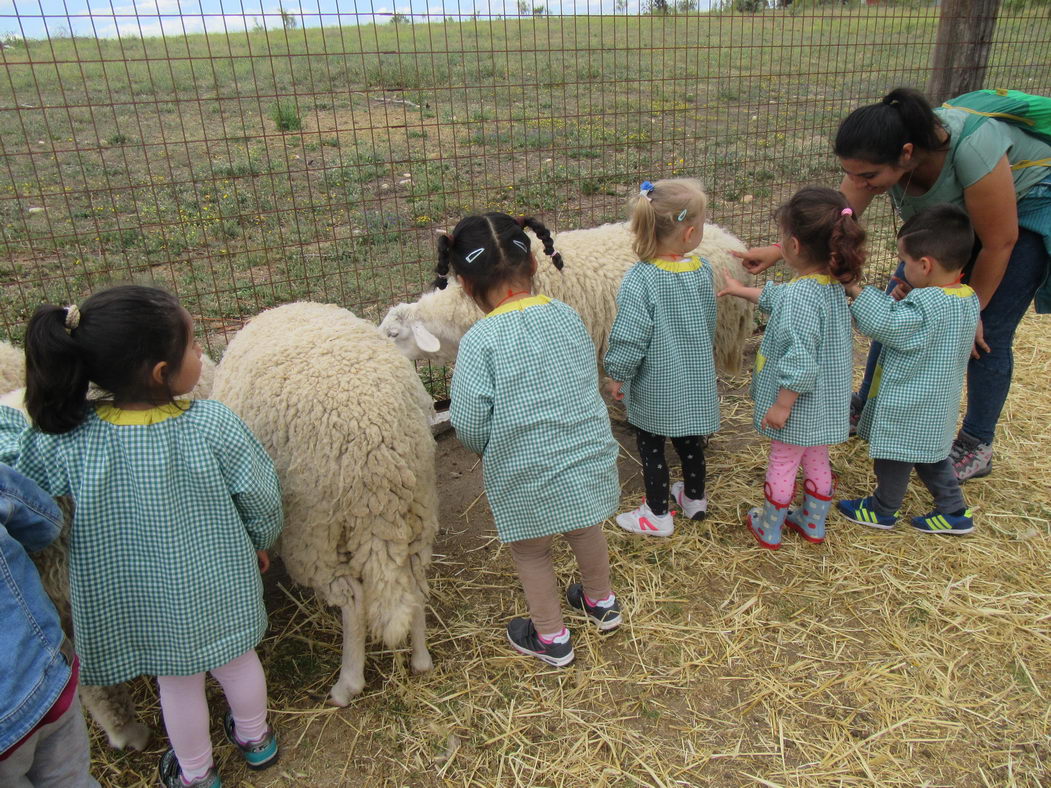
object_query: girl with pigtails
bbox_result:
[442,213,623,668]
[605,177,719,539]
[719,187,864,550]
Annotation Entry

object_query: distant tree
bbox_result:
[278,4,297,29]
[615,0,629,10]
[532,5,547,15]
[675,0,696,10]
[517,0,530,13]
[648,0,669,14]
[390,12,409,23]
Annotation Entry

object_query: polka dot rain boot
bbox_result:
[785,478,834,544]
[745,483,790,550]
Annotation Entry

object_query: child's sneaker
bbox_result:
[158,749,221,788]
[566,583,621,632]
[950,431,993,482]
[223,712,279,771]
[616,502,674,537]
[670,482,708,520]
[910,509,974,534]
[506,618,574,667]
[836,497,898,529]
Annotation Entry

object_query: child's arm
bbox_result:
[603,275,653,387]
[850,286,927,353]
[717,274,762,304]
[0,406,71,499]
[212,407,283,552]
[762,389,799,431]
[449,338,494,456]
[763,287,821,428]
[0,463,64,553]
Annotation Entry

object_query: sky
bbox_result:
[0,0,719,40]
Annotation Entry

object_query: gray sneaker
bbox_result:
[950,431,992,482]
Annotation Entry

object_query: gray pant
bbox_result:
[0,693,99,788]
[872,457,966,517]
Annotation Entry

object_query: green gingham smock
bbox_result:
[450,295,619,543]
[852,284,980,463]
[751,274,853,446]
[0,400,282,685]
[603,256,720,438]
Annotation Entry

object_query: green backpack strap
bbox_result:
[943,89,1051,169]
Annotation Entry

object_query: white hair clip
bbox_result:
[464,247,485,263]
[676,207,688,222]
[512,239,529,253]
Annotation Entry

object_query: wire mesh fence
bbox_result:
[1,0,1049,384]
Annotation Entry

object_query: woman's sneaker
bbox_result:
[566,584,621,632]
[158,749,221,788]
[849,393,864,436]
[616,502,674,537]
[223,712,279,771]
[506,618,574,667]
[836,497,898,529]
[910,509,974,535]
[950,431,992,482]
[670,482,708,520]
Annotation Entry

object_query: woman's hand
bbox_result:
[730,245,781,275]
[971,318,991,359]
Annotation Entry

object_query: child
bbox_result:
[605,178,718,538]
[719,187,863,549]
[838,204,979,534]
[0,286,283,788]
[443,213,622,667]
[0,463,99,788]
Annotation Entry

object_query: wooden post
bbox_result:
[927,0,1003,105]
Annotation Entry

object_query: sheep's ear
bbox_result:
[411,321,441,353]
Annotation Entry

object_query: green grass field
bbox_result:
[1,4,1048,354]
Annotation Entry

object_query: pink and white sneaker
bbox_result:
[670,482,708,520]
[616,502,674,537]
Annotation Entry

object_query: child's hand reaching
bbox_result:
[257,550,270,573]
[718,275,762,304]
[607,380,624,401]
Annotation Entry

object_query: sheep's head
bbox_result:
[379,302,447,361]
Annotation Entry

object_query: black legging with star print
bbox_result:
[635,427,707,515]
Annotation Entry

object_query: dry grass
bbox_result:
[93,314,1050,786]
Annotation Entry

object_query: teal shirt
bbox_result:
[751,275,853,447]
[0,400,282,685]
[450,296,619,543]
[603,256,720,437]
[852,284,980,463]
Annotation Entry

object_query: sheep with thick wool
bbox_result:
[380,220,754,375]
[212,302,437,706]
[0,340,216,751]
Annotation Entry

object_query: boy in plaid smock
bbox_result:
[720,188,864,549]
[606,178,718,538]
[0,286,283,788]
[839,205,980,535]
[443,213,622,668]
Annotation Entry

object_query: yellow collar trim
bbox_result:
[941,284,976,298]
[486,294,551,318]
[790,273,834,285]
[649,255,702,273]
[95,402,189,425]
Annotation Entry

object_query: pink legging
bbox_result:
[765,441,832,503]
[156,649,269,781]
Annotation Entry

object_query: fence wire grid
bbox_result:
[1,2,1050,389]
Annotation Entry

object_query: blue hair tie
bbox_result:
[639,181,655,198]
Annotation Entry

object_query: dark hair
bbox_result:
[776,186,866,285]
[897,203,974,271]
[432,213,562,292]
[834,87,948,165]
[25,285,191,433]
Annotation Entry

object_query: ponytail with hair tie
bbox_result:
[518,215,564,271]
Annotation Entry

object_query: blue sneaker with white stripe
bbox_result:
[223,711,279,771]
[910,509,974,535]
[836,496,898,530]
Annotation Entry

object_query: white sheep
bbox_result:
[211,302,438,706]
[379,221,755,375]
[0,340,215,751]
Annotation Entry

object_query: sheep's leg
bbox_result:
[409,603,433,674]
[79,683,150,751]
[328,597,366,706]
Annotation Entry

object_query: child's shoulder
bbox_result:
[180,399,247,432]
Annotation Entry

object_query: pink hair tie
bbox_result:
[841,207,854,216]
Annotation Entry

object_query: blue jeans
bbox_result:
[856,227,1050,444]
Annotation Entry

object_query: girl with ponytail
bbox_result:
[444,213,623,668]
[736,85,1051,484]
[605,177,718,538]
[3,285,283,787]
[719,187,863,550]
